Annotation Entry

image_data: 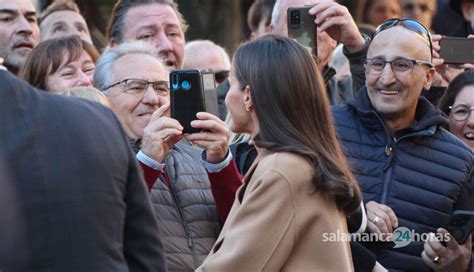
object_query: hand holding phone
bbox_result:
[445,210,474,244]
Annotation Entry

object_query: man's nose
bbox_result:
[152,32,173,52]
[141,85,160,105]
[379,63,397,85]
[16,16,34,35]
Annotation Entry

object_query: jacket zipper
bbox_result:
[369,110,438,204]
[165,155,197,264]
[372,111,397,205]
[380,139,395,204]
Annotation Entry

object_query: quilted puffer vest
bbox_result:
[149,141,220,271]
[332,89,473,271]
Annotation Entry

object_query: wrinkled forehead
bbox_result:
[368,27,431,60]
[124,3,182,32]
[112,53,169,81]
[42,10,88,27]
[0,0,36,12]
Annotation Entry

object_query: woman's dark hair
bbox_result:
[18,36,99,91]
[438,70,474,115]
[233,35,361,215]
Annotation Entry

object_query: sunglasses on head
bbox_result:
[214,70,230,84]
[372,18,433,60]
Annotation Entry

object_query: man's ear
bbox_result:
[423,68,437,90]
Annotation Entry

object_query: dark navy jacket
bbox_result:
[333,88,474,271]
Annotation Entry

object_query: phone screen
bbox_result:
[440,37,474,64]
[170,69,205,134]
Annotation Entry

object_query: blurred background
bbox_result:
[31,0,466,54]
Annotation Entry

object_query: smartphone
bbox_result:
[170,69,218,134]
[445,210,474,244]
[440,37,474,64]
[287,7,317,57]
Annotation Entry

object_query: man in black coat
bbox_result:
[0,65,167,271]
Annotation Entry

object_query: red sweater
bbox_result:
[139,160,243,225]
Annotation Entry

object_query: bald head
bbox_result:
[368,26,431,62]
[183,40,230,72]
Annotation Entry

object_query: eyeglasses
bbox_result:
[214,70,229,84]
[104,78,170,97]
[372,18,433,60]
[364,57,434,75]
[449,104,474,121]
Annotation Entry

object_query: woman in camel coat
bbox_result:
[197,35,362,271]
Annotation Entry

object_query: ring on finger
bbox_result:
[372,216,380,224]
[433,256,440,263]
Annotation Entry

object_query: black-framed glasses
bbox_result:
[214,70,229,84]
[372,18,433,60]
[449,104,474,121]
[364,57,433,75]
[104,78,170,97]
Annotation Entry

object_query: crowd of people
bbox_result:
[0,0,472,271]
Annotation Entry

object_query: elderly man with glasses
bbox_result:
[94,41,242,271]
[332,18,474,271]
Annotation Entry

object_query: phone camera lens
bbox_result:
[290,10,300,25]
[181,80,191,90]
[172,73,179,89]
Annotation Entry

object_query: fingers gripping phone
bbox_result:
[445,210,474,244]
[170,69,219,134]
[440,37,474,64]
[287,7,317,57]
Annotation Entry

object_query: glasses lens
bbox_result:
[392,58,413,72]
[365,58,386,73]
[153,81,170,96]
[215,71,229,84]
[402,20,430,39]
[126,79,147,94]
[452,105,470,121]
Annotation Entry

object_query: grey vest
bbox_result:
[150,141,220,271]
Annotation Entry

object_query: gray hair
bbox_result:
[93,41,163,92]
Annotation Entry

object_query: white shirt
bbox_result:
[136,149,232,173]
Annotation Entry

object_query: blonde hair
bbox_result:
[62,87,111,107]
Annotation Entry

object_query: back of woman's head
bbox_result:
[19,36,99,91]
[233,35,361,215]
[439,70,474,115]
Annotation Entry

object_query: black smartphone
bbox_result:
[170,69,218,134]
[287,7,317,57]
[445,210,474,244]
[440,37,474,64]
